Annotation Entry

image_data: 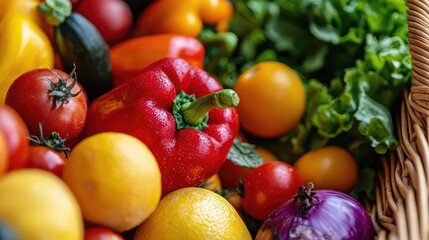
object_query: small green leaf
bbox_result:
[227,138,264,168]
[349,168,376,202]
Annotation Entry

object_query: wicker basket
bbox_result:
[372,0,429,239]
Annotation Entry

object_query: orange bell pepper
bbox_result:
[132,0,233,38]
[109,34,205,86]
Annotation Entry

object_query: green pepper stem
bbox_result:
[181,89,239,126]
[38,0,72,26]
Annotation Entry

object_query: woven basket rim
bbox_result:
[372,1,429,239]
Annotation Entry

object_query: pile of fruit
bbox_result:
[0,0,412,239]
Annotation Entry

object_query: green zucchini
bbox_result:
[38,0,112,101]
[54,12,113,101]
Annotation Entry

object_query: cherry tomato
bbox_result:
[5,68,87,145]
[75,0,133,45]
[218,146,278,189]
[84,226,124,240]
[217,159,252,189]
[0,105,29,170]
[294,145,358,193]
[234,62,306,138]
[241,161,303,221]
[26,146,66,177]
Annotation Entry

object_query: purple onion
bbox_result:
[255,183,374,240]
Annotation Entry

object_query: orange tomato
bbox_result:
[199,0,232,25]
[133,1,202,38]
[294,145,359,192]
[255,146,279,163]
[234,61,306,138]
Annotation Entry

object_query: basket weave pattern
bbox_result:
[372,1,429,239]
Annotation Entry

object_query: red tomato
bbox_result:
[241,161,303,221]
[84,227,124,240]
[218,146,278,189]
[75,0,133,45]
[217,159,252,189]
[5,68,88,145]
[0,105,29,170]
[26,146,66,177]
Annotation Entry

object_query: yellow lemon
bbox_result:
[62,132,161,232]
[133,187,252,240]
[0,169,83,240]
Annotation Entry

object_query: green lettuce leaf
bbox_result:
[211,0,412,201]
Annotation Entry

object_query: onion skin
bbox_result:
[255,188,374,240]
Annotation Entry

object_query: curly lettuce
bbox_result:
[216,0,412,201]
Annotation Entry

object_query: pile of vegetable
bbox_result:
[224,0,412,201]
[0,0,411,239]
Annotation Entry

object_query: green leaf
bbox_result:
[239,29,267,60]
[355,93,398,154]
[349,168,376,202]
[227,138,264,168]
[312,93,356,138]
[304,79,333,128]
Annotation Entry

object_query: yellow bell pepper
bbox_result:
[0,0,52,38]
[0,12,54,103]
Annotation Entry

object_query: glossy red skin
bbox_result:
[5,68,88,144]
[84,58,239,196]
[0,105,29,170]
[27,146,66,177]
[75,0,133,45]
[241,161,304,221]
[217,132,254,189]
[70,0,82,8]
[84,227,124,240]
[217,159,252,189]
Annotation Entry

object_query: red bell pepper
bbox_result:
[84,58,240,196]
[109,34,205,87]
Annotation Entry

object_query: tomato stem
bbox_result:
[293,182,320,219]
[29,123,70,157]
[43,65,81,109]
[172,89,239,130]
